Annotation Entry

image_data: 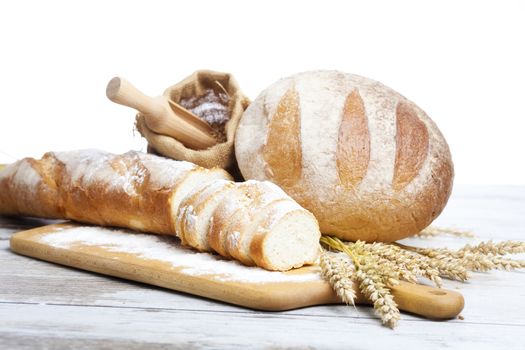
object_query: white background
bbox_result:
[0,0,524,185]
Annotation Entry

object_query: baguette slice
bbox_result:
[168,168,232,234]
[177,179,236,251]
[175,179,232,245]
[248,200,321,271]
[208,185,253,257]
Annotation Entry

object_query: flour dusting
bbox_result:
[38,226,321,283]
[53,150,196,193]
[180,89,230,125]
[179,89,230,143]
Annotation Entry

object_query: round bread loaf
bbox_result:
[235,70,454,242]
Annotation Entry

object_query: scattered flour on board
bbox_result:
[38,226,321,283]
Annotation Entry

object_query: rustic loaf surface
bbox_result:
[235,70,454,242]
[0,150,321,270]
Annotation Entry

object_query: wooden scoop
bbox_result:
[106,77,217,150]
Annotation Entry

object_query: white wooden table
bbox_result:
[1,185,524,349]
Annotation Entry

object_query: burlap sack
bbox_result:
[135,70,250,175]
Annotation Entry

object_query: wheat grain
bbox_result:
[355,263,400,329]
[416,226,475,238]
[319,251,356,306]
[460,240,525,256]
[398,242,525,274]
[357,242,443,287]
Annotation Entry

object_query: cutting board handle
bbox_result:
[389,281,464,319]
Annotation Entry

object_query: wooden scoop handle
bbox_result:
[381,281,464,319]
[106,77,217,150]
[106,77,163,117]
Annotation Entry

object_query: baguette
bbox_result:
[0,150,321,271]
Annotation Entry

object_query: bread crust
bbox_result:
[0,155,64,219]
[262,87,302,187]
[393,101,429,190]
[235,71,454,242]
[205,181,321,270]
[336,89,370,188]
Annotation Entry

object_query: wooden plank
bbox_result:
[430,185,525,240]
[1,303,524,350]
[0,334,187,350]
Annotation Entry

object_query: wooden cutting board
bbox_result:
[9,222,464,319]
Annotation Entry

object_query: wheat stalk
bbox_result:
[351,241,442,287]
[319,251,357,306]
[398,241,525,273]
[415,226,475,238]
[354,256,400,328]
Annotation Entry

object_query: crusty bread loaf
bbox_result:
[0,150,231,234]
[0,149,321,271]
[235,70,454,242]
